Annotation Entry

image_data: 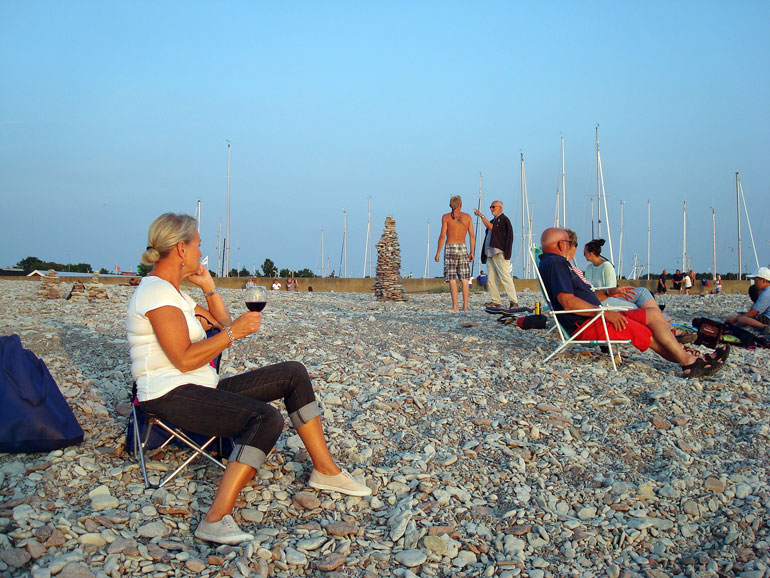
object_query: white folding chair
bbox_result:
[530,246,630,371]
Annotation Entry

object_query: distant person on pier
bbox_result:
[538,227,728,378]
[726,267,770,335]
[656,270,668,294]
[435,195,475,312]
[713,274,722,294]
[476,270,488,290]
[684,270,693,295]
[474,200,518,309]
[672,269,683,292]
[271,278,281,291]
[286,275,298,291]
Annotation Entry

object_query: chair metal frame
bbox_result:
[530,246,630,371]
[131,396,227,489]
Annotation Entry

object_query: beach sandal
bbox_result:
[672,328,697,344]
[681,357,720,379]
[709,344,730,363]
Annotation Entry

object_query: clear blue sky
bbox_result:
[2,1,768,279]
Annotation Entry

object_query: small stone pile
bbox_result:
[85,272,110,301]
[38,269,60,299]
[67,273,110,302]
[374,216,408,302]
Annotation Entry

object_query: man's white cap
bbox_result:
[747,266,770,282]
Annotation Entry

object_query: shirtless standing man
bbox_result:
[435,195,475,312]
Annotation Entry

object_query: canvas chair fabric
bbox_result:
[530,247,630,371]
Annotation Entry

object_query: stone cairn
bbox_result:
[374,216,408,302]
[67,272,110,302]
[38,269,60,299]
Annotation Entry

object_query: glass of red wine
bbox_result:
[244,285,267,337]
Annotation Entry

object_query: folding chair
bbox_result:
[530,246,630,371]
[129,328,229,489]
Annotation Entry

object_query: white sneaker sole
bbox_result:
[194,530,254,545]
[308,480,372,497]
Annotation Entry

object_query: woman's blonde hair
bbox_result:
[141,213,198,265]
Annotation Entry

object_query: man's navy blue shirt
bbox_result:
[538,251,601,333]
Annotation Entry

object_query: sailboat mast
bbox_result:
[472,172,483,278]
[596,125,602,238]
[196,200,201,231]
[712,208,717,281]
[647,199,650,281]
[738,177,760,269]
[225,141,230,277]
[736,172,742,280]
[320,228,325,277]
[363,196,371,277]
[216,219,222,278]
[423,221,430,279]
[561,135,566,228]
[682,201,687,272]
[597,135,615,265]
[618,201,625,280]
[520,153,526,278]
[554,189,560,227]
[342,209,348,279]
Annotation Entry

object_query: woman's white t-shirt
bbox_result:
[684,275,692,288]
[126,276,218,402]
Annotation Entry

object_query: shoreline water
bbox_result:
[0,280,768,577]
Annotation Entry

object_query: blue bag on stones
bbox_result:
[0,334,84,453]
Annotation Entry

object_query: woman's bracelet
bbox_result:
[223,326,235,347]
[203,288,219,298]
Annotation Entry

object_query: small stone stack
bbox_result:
[68,273,110,302]
[85,272,110,301]
[374,216,408,302]
[66,281,87,301]
[38,269,60,299]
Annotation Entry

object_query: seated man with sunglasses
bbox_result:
[538,227,728,379]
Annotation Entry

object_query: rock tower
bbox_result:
[374,216,408,302]
[38,269,60,299]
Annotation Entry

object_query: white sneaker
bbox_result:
[194,515,254,545]
[309,469,372,497]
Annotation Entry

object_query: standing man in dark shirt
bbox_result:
[538,228,727,378]
[656,270,668,294]
[672,269,683,292]
[474,200,518,308]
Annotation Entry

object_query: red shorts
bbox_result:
[573,308,652,352]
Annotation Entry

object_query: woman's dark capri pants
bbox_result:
[141,361,320,471]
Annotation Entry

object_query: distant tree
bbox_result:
[99,267,109,274]
[71,263,93,273]
[16,256,48,273]
[238,267,249,277]
[261,259,277,278]
[229,268,239,277]
[137,263,152,277]
[279,268,291,277]
[295,268,315,278]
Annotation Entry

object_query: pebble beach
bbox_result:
[0,279,768,578]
